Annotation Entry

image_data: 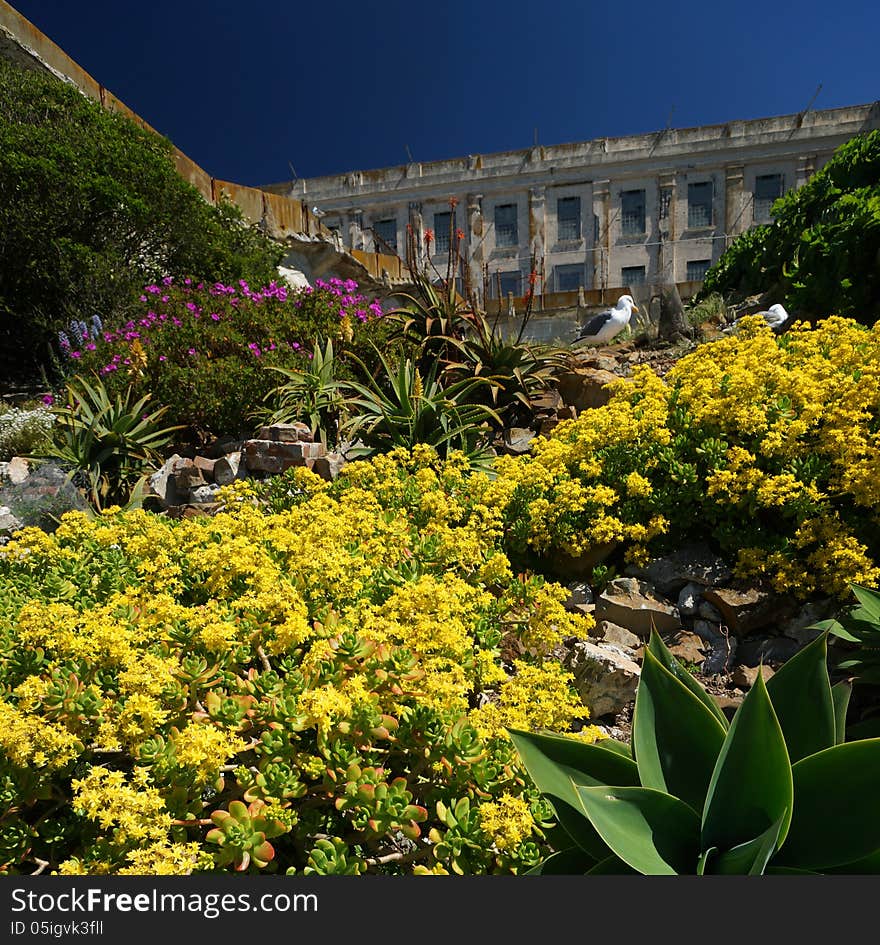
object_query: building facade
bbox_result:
[264,103,880,307]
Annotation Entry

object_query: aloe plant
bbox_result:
[510,629,880,874]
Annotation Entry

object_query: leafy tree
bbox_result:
[699,130,880,322]
[0,58,284,385]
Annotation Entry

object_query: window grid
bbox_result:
[555,264,585,292]
[433,211,454,255]
[686,259,712,282]
[621,265,646,287]
[754,174,784,222]
[687,182,713,228]
[495,204,519,248]
[621,190,646,236]
[557,197,581,241]
[494,270,521,298]
[373,219,397,252]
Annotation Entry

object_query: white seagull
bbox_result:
[573,295,639,346]
[723,303,789,335]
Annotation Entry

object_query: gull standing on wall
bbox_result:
[573,295,639,345]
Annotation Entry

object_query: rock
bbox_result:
[556,368,619,412]
[312,453,346,482]
[780,599,836,645]
[713,693,744,720]
[0,504,24,543]
[5,456,30,485]
[701,585,798,636]
[564,581,594,612]
[277,265,311,290]
[697,599,724,622]
[563,639,641,718]
[192,456,217,480]
[596,621,641,652]
[205,436,243,459]
[243,439,325,474]
[556,405,578,421]
[147,454,184,508]
[578,354,620,374]
[538,418,559,437]
[174,460,206,493]
[256,423,313,443]
[500,428,535,456]
[736,635,802,667]
[0,463,88,531]
[190,483,222,503]
[677,581,704,618]
[731,664,775,689]
[626,542,733,595]
[702,634,738,675]
[595,577,681,638]
[213,452,243,486]
[546,541,618,580]
[666,631,707,665]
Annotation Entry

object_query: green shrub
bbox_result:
[0,57,283,385]
[700,131,880,322]
[512,629,880,874]
[69,277,387,444]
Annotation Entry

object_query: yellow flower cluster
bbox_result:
[70,767,170,843]
[478,794,535,851]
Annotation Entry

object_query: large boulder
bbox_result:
[563,640,641,719]
[595,577,681,638]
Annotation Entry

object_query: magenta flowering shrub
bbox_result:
[66,276,387,443]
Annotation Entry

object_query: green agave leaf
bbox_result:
[696,847,717,875]
[575,785,701,875]
[822,848,880,874]
[831,680,852,745]
[850,584,880,623]
[525,847,597,875]
[702,672,793,852]
[633,648,727,815]
[706,815,785,875]
[647,629,728,728]
[765,866,822,874]
[765,631,835,762]
[585,853,638,875]
[593,737,632,759]
[822,618,862,643]
[775,739,880,870]
[508,729,639,860]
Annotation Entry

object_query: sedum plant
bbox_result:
[511,629,880,874]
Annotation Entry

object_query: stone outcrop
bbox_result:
[595,576,681,637]
[563,639,641,719]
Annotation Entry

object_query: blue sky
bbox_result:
[9,0,880,186]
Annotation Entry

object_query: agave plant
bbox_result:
[37,373,181,510]
[257,338,347,449]
[441,311,569,437]
[339,346,501,467]
[510,629,880,874]
[813,583,880,739]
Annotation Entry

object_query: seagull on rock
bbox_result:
[723,303,789,335]
[573,295,639,346]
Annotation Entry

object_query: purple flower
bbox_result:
[188,348,197,356]
[159,355,167,362]
[41,394,54,406]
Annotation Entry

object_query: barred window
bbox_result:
[621,190,646,236]
[555,264,585,292]
[621,265,646,287]
[373,218,397,252]
[557,196,581,240]
[494,203,519,248]
[754,174,784,222]
[686,259,711,281]
[687,181,713,228]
